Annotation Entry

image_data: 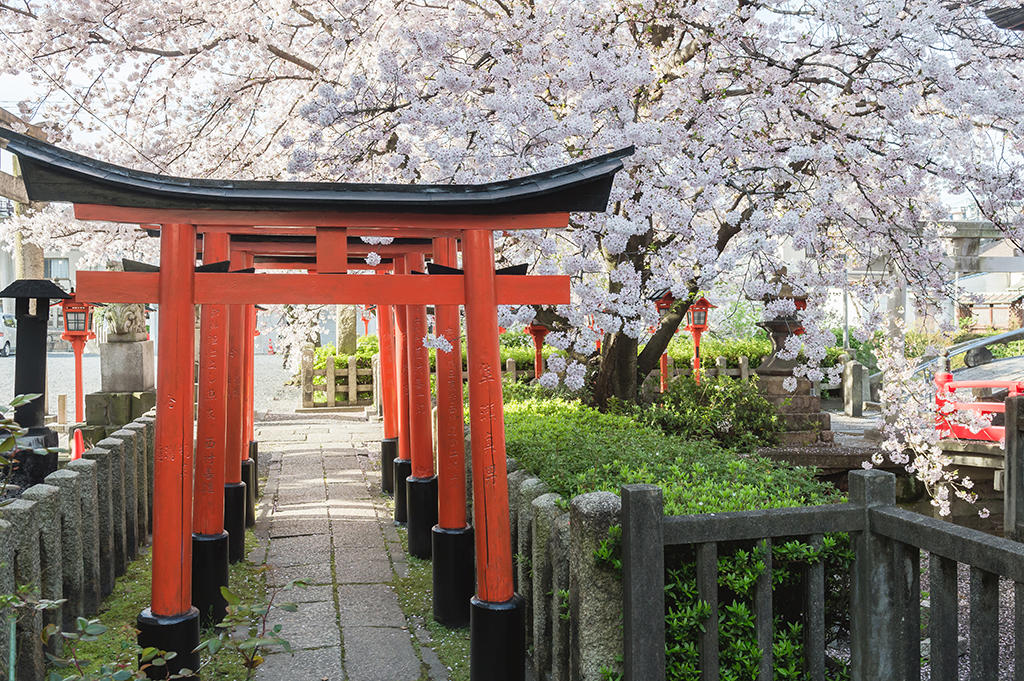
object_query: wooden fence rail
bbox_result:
[622,466,1024,681]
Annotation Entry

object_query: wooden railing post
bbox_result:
[1005,395,1024,541]
[621,484,665,681]
[506,357,517,383]
[715,356,727,378]
[848,469,897,681]
[348,355,358,404]
[739,356,749,380]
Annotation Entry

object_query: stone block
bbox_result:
[65,458,102,614]
[44,469,85,627]
[569,491,623,681]
[100,340,155,393]
[771,394,822,414]
[97,437,128,574]
[506,469,531,570]
[780,412,831,431]
[76,425,107,451]
[550,513,571,681]
[844,360,865,417]
[85,392,132,428]
[137,415,156,532]
[111,429,140,558]
[130,391,157,419]
[757,375,813,395]
[83,446,116,595]
[532,493,564,678]
[2,498,44,680]
[0,520,13,675]
[777,430,820,447]
[122,422,150,540]
[517,477,549,649]
[21,484,64,656]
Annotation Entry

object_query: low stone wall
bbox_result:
[0,410,156,681]
[507,461,625,681]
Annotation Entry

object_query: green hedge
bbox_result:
[503,396,849,680]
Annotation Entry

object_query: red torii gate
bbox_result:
[1,126,629,681]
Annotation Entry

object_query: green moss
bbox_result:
[65,531,268,679]
[391,553,471,681]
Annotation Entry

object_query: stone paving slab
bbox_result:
[256,411,449,681]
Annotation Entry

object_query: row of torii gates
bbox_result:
[0,126,630,680]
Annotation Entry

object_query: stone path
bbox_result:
[251,413,450,681]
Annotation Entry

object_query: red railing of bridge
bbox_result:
[934,371,1024,443]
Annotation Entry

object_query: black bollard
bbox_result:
[432,524,475,627]
[136,608,200,680]
[241,458,256,527]
[406,475,438,558]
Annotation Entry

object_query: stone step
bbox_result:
[777,430,824,447]
[762,394,821,413]
[758,376,813,394]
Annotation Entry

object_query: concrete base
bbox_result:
[224,482,247,562]
[241,458,257,528]
[100,340,155,393]
[393,458,411,525]
[191,532,229,625]
[136,607,200,679]
[406,475,438,559]
[381,438,398,494]
[432,525,474,627]
[471,595,525,681]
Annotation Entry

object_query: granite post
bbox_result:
[21,484,64,657]
[66,457,103,614]
[569,492,623,681]
[43,469,86,627]
[83,445,116,595]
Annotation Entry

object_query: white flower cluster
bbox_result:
[422,333,453,353]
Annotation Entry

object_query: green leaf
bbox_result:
[220,586,241,605]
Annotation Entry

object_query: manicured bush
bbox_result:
[620,375,780,449]
[665,334,773,369]
[503,395,849,681]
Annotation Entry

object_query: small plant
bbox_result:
[556,590,570,622]
[593,525,622,573]
[0,393,49,499]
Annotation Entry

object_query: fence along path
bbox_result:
[622,467,1024,681]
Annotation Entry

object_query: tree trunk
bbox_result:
[591,331,639,410]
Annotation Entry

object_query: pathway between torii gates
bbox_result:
[249,410,450,681]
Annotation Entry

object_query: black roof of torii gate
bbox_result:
[0,126,632,215]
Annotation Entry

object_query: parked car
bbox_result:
[0,313,15,356]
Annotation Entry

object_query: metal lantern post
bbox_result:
[59,297,96,423]
[525,322,549,379]
[685,297,716,384]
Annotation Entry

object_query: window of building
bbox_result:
[44,257,70,280]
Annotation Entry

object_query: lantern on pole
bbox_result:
[685,296,716,384]
[525,322,549,379]
[59,296,96,424]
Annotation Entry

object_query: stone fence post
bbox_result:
[843,359,865,417]
[96,437,128,573]
[66,457,103,614]
[42,469,85,629]
[569,491,623,681]
[20,485,63,658]
[83,445,116,596]
[1005,395,1024,541]
[111,428,140,559]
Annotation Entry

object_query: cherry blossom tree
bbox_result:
[2,0,1023,510]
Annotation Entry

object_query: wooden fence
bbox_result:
[622,467,1022,681]
[297,348,830,410]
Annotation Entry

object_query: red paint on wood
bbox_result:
[75,272,570,306]
[463,230,514,603]
[151,223,197,616]
[393,257,412,463]
[379,303,398,439]
[194,232,230,535]
[74,204,570,231]
[405,253,434,480]
[434,237,467,530]
[224,250,252,485]
[243,304,256,455]
[316,227,349,273]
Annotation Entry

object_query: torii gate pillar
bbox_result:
[136,223,201,678]
[378,302,399,494]
[462,229,524,680]
[393,256,413,524]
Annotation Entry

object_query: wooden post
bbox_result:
[621,484,665,681]
[462,229,523,680]
[348,355,359,404]
[716,356,728,378]
[432,236,474,626]
[739,356,749,380]
[506,357,517,383]
[57,394,66,425]
[1005,395,1024,541]
[405,251,438,559]
[136,222,200,676]
[393,257,412,524]
[379,303,398,495]
[223,248,249,562]
[192,230,229,625]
